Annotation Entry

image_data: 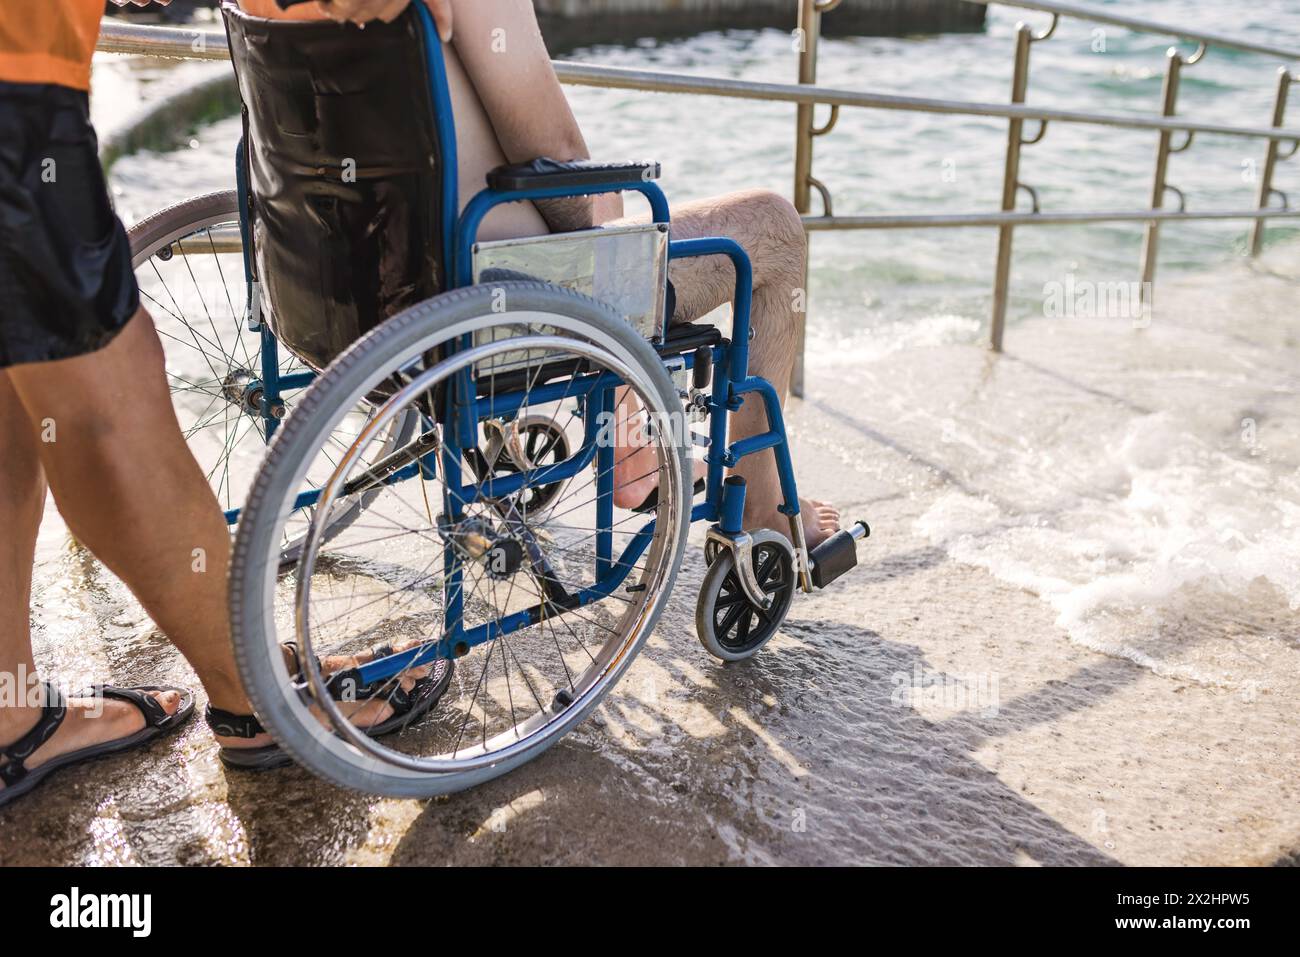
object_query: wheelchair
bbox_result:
[126,2,870,796]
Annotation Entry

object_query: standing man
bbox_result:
[0,0,453,808]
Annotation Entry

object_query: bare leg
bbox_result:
[4,311,253,739]
[5,309,425,755]
[610,190,840,546]
[0,372,182,792]
[0,375,45,703]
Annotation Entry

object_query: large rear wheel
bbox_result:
[127,191,413,559]
[229,281,691,796]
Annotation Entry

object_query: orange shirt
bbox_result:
[0,0,106,91]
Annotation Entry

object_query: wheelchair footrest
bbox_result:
[809,521,870,589]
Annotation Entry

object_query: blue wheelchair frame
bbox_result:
[231,5,803,680]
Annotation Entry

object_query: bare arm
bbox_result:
[449,0,623,230]
[236,0,616,231]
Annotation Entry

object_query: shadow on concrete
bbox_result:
[380,619,1119,866]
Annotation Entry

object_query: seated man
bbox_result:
[240,0,841,547]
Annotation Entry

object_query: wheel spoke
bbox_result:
[736,608,754,644]
[236,312,685,782]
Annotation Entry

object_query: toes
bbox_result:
[154,690,183,717]
[810,502,840,531]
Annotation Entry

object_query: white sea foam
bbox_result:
[812,313,982,365]
[915,412,1300,688]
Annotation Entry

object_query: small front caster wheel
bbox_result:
[695,529,797,661]
[486,415,571,514]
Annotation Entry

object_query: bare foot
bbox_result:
[210,640,438,755]
[0,689,183,793]
[314,640,437,729]
[746,497,840,549]
[612,441,706,510]
[800,499,841,549]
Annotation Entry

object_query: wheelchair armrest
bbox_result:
[486,158,661,193]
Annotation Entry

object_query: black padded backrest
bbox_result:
[223,4,445,370]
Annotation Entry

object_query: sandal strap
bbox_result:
[387,682,414,713]
[283,641,405,703]
[365,664,448,718]
[204,706,266,739]
[0,681,67,786]
[79,684,170,728]
[285,641,352,700]
[325,668,367,700]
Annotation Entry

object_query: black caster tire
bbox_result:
[695,529,796,662]
[485,415,572,514]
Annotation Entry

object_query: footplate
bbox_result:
[809,521,870,589]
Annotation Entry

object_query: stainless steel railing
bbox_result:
[958,0,1300,62]
[98,3,1300,390]
[786,0,1300,379]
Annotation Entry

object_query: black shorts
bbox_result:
[0,81,139,369]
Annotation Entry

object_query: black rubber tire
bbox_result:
[127,190,240,260]
[127,190,415,563]
[229,280,692,797]
[695,529,796,662]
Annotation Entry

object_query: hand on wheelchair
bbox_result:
[309,0,453,39]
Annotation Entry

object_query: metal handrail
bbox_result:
[805,208,1300,230]
[557,62,1300,141]
[97,7,1300,385]
[95,22,1300,143]
[97,21,229,59]
[958,0,1300,62]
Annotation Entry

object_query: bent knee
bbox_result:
[738,189,805,239]
[757,188,805,230]
[728,189,807,273]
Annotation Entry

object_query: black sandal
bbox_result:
[284,641,453,712]
[0,682,195,810]
[203,708,293,771]
[359,658,455,737]
[208,647,454,771]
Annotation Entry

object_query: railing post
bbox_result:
[791,0,840,398]
[1139,48,1186,305]
[794,0,820,218]
[1249,68,1293,256]
[989,24,1033,352]
[791,0,819,399]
